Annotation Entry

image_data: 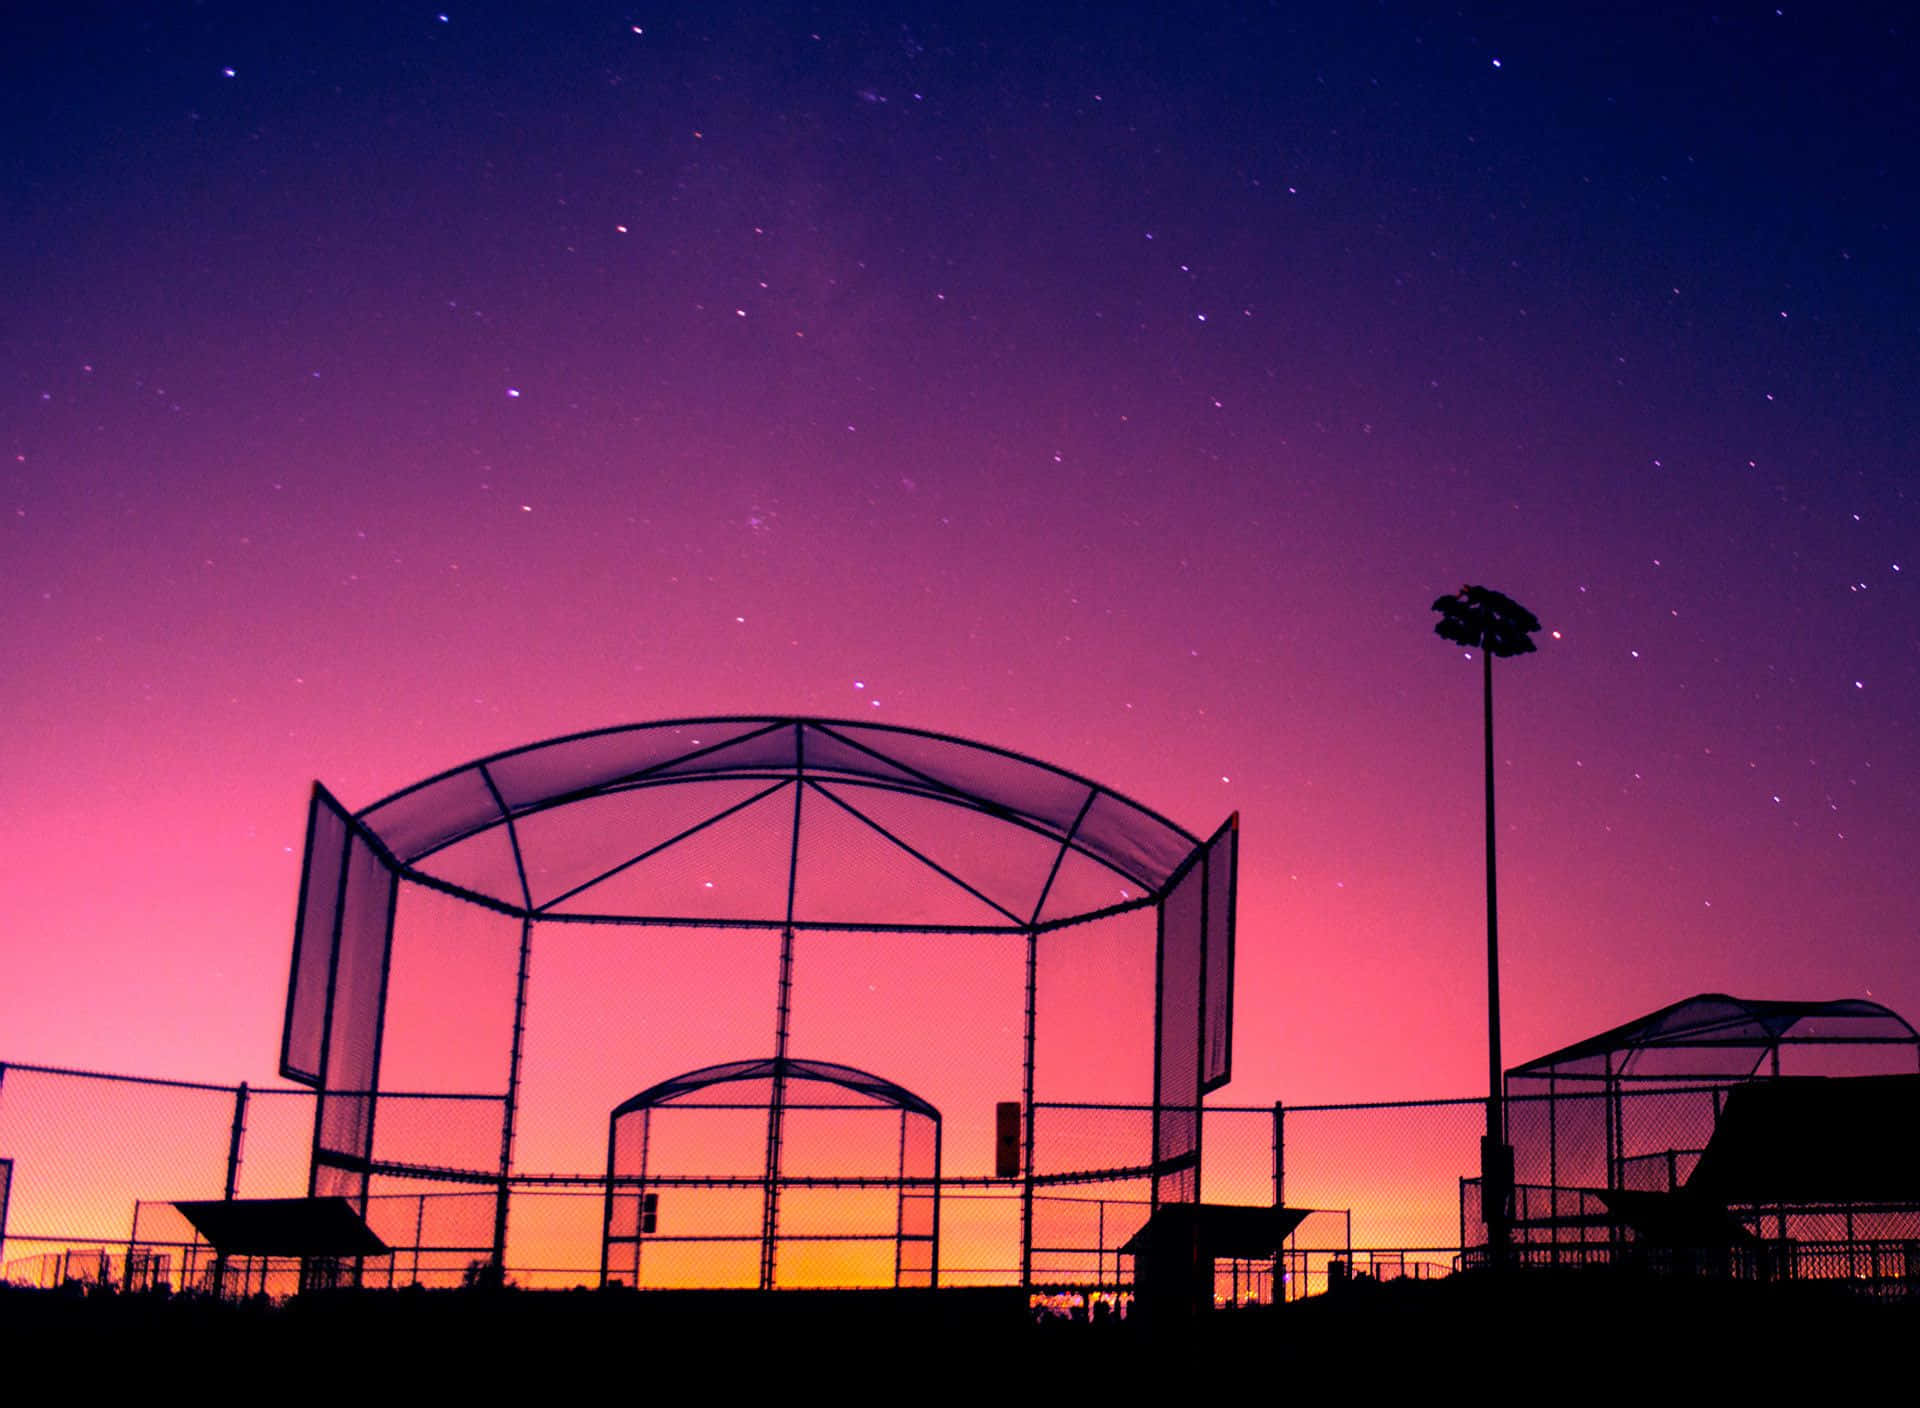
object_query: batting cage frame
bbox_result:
[1475,993,1920,1284]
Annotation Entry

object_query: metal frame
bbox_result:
[598,1057,942,1290]
[1488,994,1920,1278]
[278,717,1238,1287]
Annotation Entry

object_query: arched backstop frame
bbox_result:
[279,717,1238,1287]
[600,1057,942,1290]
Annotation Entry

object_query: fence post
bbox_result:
[495,916,535,1280]
[0,1063,8,1270]
[1271,1101,1285,1207]
[413,1193,427,1287]
[1019,927,1038,1290]
[224,1082,249,1200]
[210,1080,249,1297]
[0,1156,11,1275]
[1272,1102,1286,1303]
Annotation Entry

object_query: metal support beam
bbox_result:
[493,916,534,1278]
[761,727,806,1290]
[1020,926,1038,1288]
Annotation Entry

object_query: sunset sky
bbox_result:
[5,2,1916,1119]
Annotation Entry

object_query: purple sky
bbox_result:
[4,3,1916,1106]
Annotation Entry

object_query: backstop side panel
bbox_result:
[1201,816,1237,1092]
[288,814,393,1198]
[1149,816,1237,1205]
[1154,855,1204,1205]
[317,832,397,1157]
[282,788,350,1084]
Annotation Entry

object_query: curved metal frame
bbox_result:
[599,1056,942,1291]
[1509,993,1920,1087]
[350,716,1202,932]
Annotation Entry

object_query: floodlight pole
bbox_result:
[1481,641,1512,1267]
[1436,586,1537,1270]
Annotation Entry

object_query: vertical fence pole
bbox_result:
[412,1194,426,1287]
[213,1081,249,1297]
[761,936,795,1289]
[930,1116,943,1291]
[1547,1077,1559,1263]
[1271,1101,1286,1302]
[894,1109,908,1289]
[494,916,535,1282]
[761,747,806,1293]
[224,1082,249,1200]
[1271,1101,1285,1207]
[598,1110,616,1289]
[0,1063,9,1270]
[1020,926,1038,1290]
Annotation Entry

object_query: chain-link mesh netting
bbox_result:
[1030,1104,1155,1182]
[121,1186,499,1296]
[932,1188,1023,1286]
[1029,1181,1150,1287]
[1033,908,1156,1104]
[0,1065,239,1280]
[234,1089,320,1198]
[1028,1101,1480,1301]
[9,1064,1920,1296]
[225,721,1241,1291]
[282,788,400,1212]
[0,1068,307,1283]
[600,1065,940,1290]
[1491,1077,1920,1281]
[1201,819,1236,1090]
[361,1180,496,1286]
[378,882,521,1096]
[283,793,347,1084]
[1271,1102,1483,1267]
[1154,863,1203,1200]
[369,1091,508,1177]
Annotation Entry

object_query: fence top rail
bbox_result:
[0,1060,261,1096]
[2,1070,1763,1116]
[1258,1096,1486,1114]
[0,1065,519,1104]
[1033,1097,1487,1115]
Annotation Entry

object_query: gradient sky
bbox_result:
[5,3,1916,1111]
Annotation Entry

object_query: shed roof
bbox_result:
[1509,993,1919,1084]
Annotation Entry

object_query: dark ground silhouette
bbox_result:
[4,1270,1910,1387]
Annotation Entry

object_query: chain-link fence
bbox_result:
[0,1063,274,1287]
[924,1097,1487,1301]
[0,1063,497,1293]
[1202,1099,1484,1301]
[6,1061,1914,1300]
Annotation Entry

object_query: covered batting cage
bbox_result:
[1472,993,1920,1285]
